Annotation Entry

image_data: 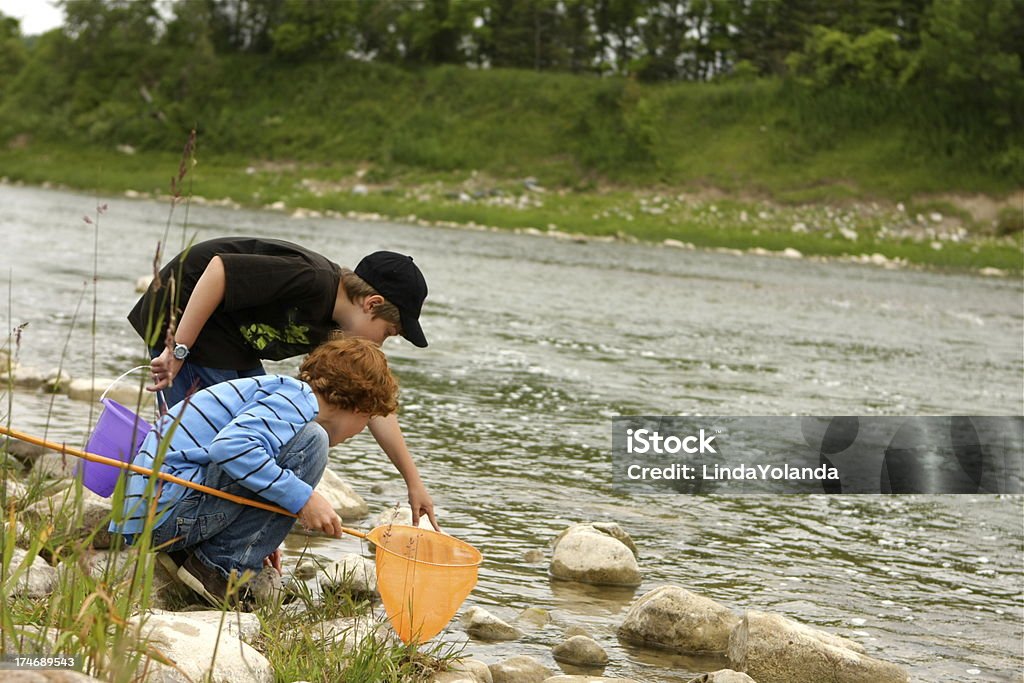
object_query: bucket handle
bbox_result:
[100,365,165,416]
[99,365,150,402]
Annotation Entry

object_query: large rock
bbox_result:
[60,548,131,583]
[461,606,522,641]
[313,615,395,653]
[728,610,908,683]
[4,439,47,465]
[2,622,56,654]
[686,671,758,683]
[319,553,378,598]
[314,467,368,519]
[149,609,262,642]
[8,364,46,389]
[553,522,638,558]
[8,547,57,598]
[43,368,71,393]
[431,658,493,683]
[618,586,738,653]
[247,565,285,606]
[293,559,318,580]
[552,635,609,667]
[21,487,112,548]
[132,612,273,683]
[489,656,552,683]
[542,678,642,683]
[550,524,641,586]
[3,478,29,506]
[66,377,152,407]
[1,672,105,682]
[1,448,28,472]
[30,452,79,480]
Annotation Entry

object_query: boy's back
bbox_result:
[115,375,320,537]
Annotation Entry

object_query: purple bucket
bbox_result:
[80,398,152,497]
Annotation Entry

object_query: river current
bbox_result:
[1,184,1021,682]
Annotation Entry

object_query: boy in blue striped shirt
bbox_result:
[112,335,403,606]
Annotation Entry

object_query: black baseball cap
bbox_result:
[355,251,428,348]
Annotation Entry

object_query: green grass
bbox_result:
[1,142,1021,273]
[2,56,1021,272]
[0,444,462,682]
[256,576,461,682]
[2,56,1021,199]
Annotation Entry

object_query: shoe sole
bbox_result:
[155,553,182,581]
[177,564,223,607]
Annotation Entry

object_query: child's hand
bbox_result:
[263,548,282,574]
[298,491,343,537]
[408,483,440,532]
[148,346,183,391]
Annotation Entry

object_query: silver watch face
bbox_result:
[173,344,189,360]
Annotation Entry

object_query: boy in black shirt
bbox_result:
[129,236,437,531]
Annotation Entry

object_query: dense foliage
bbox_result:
[0,0,1020,188]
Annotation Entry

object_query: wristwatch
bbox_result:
[172,342,190,361]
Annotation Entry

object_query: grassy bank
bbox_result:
[1,142,1021,273]
[3,52,1021,197]
[2,53,1022,271]
[0,446,460,682]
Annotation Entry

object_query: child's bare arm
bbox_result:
[368,413,439,531]
[149,255,227,390]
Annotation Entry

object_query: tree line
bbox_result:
[0,0,1020,181]
[0,0,1018,84]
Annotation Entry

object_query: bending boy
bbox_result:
[112,336,402,606]
[129,236,436,529]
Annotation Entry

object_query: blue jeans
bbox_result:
[151,421,329,578]
[150,348,265,411]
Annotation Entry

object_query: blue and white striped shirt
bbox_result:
[111,375,319,537]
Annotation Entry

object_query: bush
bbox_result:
[786,27,909,89]
[995,206,1024,236]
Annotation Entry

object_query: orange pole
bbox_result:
[0,425,366,539]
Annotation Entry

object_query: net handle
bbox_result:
[0,425,370,538]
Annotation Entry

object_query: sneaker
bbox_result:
[177,554,232,607]
[155,550,189,579]
[177,554,255,609]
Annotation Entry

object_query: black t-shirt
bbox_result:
[128,237,341,369]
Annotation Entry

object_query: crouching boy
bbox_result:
[112,335,408,606]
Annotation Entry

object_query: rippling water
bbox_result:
[1,184,1022,682]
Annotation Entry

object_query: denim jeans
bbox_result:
[151,421,329,578]
[150,347,266,412]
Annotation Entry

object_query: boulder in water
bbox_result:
[550,524,641,587]
[728,610,909,683]
[489,656,552,683]
[617,585,738,654]
[461,606,522,641]
[552,635,610,667]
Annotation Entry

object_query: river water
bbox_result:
[1,184,1022,682]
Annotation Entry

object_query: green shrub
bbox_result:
[996,206,1024,236]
